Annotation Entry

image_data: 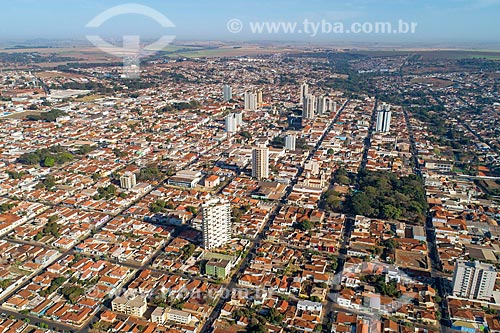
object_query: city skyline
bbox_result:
[0,1,499,332]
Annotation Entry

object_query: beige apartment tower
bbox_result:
[252,146,269,179]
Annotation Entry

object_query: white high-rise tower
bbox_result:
[223,85,232,101]
[244,91,258,111]
[303,94,316,119]
[285,134,296,150]
[299,83,309,104]
[452,260,497,301]
[376,103,392,133]
[202,198,231,250]
[225,113,237,133]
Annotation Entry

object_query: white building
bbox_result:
[225,112,243,133]
[151,307,194,325]
[120,172,136,189]
[223,84,232,101]
[112,293,147,317]
[297,300,323,313]
[202,198,231,250]
[375,103,392,133]
[316,95,327,115]
[299,82,309,104]
[225,113,237,133]
[285,134,296,150]
[452,260,497,301]
[303,94,316,119]
[252,146,269,179]
[244,91,258,111]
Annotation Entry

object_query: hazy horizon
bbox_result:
[1,0,499,47]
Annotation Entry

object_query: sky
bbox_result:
[1,0,499,46]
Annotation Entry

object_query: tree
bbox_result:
[298,219,313,231]
[113,148,127,158]
[40,175,56,190]
[0,203,16,213]
[27,108,68,122]
[61,285,85,304]
[322,192,342,211]
[383,239,400,250]
[337,175,350,185]
[42,156,55,167]
[266,308,284,324]
[48,215,59,223]
[7,171,25,179]
[351,192,375,216]
[137,164,163,181]
[94,184,118,200]
[240,131,252,139]
[382,205,402,220]
[78,144,93,155]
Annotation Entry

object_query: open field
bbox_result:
[169,45,300,58]
[410,77,454,88]
[351,49,500,60]
[2,110,41,119]
[1,44,302,63]
[74,94,105,102]
[36,71,87,79]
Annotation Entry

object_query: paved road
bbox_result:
[322,215,354,329]
[403,106,459,332]
[358,99,378,173]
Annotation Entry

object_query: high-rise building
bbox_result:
[285,134,296,150]
[375,103,392,133]
[452,260,497,301]
[223,85,232,101]
[225,113,238,133]
[303,94,316,119]
[324,98,336,114]
[244,91,257,111]
[257,90,263,107]
[120,172,136,189]
[234,112,243,126]
[202,198,231,250]
[299,83,309,104]
[225,112,243,133]
[252,146,269,179]
[316,95,327,115]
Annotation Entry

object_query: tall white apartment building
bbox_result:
[202,198,231,250]
[223,84,232,101]
[303,94,316,119]
[120,172,136,189]
[299,82,309,104]
[225,113,237,133]
[244,91,258,111]
[376,103,392,133]
[285,134,296,150]
[452,260,497,301]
